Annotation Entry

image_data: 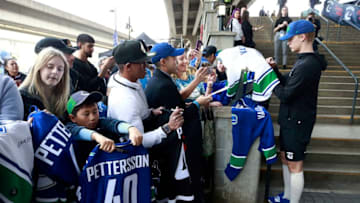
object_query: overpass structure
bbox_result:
[0,0,255,48]
[164,0,253,46]
[0,0,129,49]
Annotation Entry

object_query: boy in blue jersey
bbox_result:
[66,90,143,168]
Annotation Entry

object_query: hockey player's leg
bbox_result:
[280,152,291,200]
[268,152,290,203]
[287,161,304,203]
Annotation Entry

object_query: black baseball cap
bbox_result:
[202,45,218,57]
[112,40,156,64]
[67,91,103,114]
[35,37,76,54]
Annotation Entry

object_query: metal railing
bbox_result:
[317,15,330,43]
[346,20,360,31]
[316,38,359,124]
[267,15,274,41]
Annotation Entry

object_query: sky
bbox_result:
[1,0,329,72]
[34,0,170,41]
[33,0,328,40]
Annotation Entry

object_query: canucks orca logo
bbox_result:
[239,47,247,55]
[231,114,238,125]
[0,126,6,134]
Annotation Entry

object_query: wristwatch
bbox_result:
[161,124,172,135]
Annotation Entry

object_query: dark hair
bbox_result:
[4,57,16,67]
[242,10,250,22]
[71,100,98,116]
[279,6,289,18]
[77,34,95,44]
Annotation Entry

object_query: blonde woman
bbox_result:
[20,47,70,121]
[174,50,208,102]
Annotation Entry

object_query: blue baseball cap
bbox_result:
[279,20,315,41]
[150,43,184,64]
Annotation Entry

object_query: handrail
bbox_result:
[315,38,358,124]
[345,20,360,31]
[267,15,274,41]
[317,14,329,43]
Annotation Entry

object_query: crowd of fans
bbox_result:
[0,3,326,203]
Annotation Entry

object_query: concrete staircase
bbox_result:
[248,16,360,201]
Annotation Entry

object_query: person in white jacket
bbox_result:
[227,8,245,46]
[107,40,184,148]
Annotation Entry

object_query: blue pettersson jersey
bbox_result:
[29,111,80,185]
[78,142,151,203]
[225,98,277,181]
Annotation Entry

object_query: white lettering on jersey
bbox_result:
[175,143,190,180]
[86,154,149,182]
[34,121,71,166]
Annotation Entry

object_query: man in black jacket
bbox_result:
[267,20,327,203]
[145,42,212,203]
[72,34,114,95]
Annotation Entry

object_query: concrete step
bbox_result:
[258,189,360,203]
[320,76,357,83]
[259,168,360,195]
[268,104,360,115]
[270,114,360,124]
[322,70,360,77]
[319,82,358,90]
[270,96,360,106]
[256,51,360,63]
[261,155,360,175]
[318,89,358,97]
[278,69,360,76]
[273,123,360,142]
[255,43,360,54]
[307,138,360,156]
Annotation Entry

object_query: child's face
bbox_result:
[71,103,99,130]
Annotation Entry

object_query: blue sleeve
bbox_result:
[66,122,93,141]
[98,118,132,135]
[204,81,230,105]
[193,100,200,109]
[117,122,131,134]
[77,129,94,141]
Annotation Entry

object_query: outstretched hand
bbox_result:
[128,126,143,146]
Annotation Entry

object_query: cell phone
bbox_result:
[207,66,213,74]
[201,63,213,74]
[195,40,203,50]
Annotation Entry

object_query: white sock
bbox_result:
[290,171,304,203]
[282,165,291,199]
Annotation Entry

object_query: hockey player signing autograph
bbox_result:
[267,20,327,203]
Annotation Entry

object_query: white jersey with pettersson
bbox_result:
[218,46,280,102]
[77,142,151,203]
[0,121,34,203]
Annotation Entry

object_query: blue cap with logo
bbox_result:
[150,43,184,64]
[279,19,315,41]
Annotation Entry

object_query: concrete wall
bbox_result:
[206,31,235,49]
[0,0,128,49]
[212,107,261,203]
